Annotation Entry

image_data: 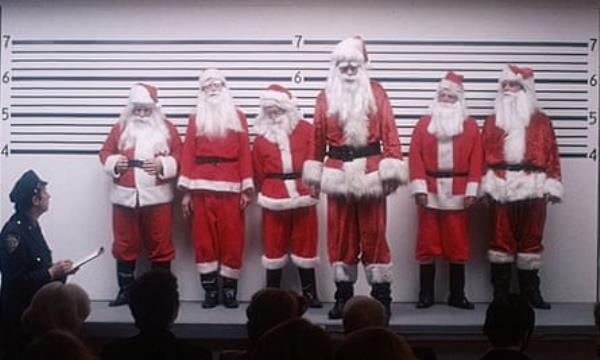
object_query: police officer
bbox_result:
[0,170,73,358]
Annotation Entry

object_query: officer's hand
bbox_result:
[49,260,74,279]
[479,195,492,207]
[240,188,254,210]
[545,194,561,204]
[382,179,401,196]
[143,158,163,176]
[464,196,476,208]
[115,156,129,175]
[309,184,320,199]
[414,193,427,207]
[182,193,193,219]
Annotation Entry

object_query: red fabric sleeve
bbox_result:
[99,123,121,164]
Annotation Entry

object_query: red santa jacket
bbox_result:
[253,119,319,211]
[409,116,483,210]
[481,111,563,202]
[302,80,408,197]
[178,110,253,193]
[99,120,181,208]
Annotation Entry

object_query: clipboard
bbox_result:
[71,246,105,272]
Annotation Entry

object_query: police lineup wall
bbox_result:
[0,0,598,302]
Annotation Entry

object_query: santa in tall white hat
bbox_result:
[409,71,483,310]
[302,36,408,319]
[178,68,254,309]
[252,84,322,307]
[99,82,181,306]
[482,64,563,309]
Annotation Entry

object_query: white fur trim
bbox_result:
[516,252,542,270]
[178,176,243,193]
[439,78,464,95]
[200,68,225,86]
[197,261,218,274]
[488,250,515,264]
[129,83,155,104]
[110,183,174,208]
[262,254,288,270]
[302,160,323,186]
[465,182,479,197]
[365,263,393,284]
[332,37,366,63]
[543,178,564,199]
[241,177,254,191]
[321,159,383,197]
[103,154,122,178]
[425,192,466,210]
[220,265,241,279]
[158,155,178,180]
[257,193,318,211]
[378,158,409,184]
[260,89,294,108]
[481,169,548,202]
[410,179,427,195]
[332,262,358,282]
[291,254,318,269]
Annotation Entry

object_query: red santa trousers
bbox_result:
[191,191,244,277]
[262,206,318,268]
[112,203,175,262]
[416,207,469,263]
[490,198,546,256]
[327,196,391,266]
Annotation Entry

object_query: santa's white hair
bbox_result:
[427,99,467,140]
[195,85,241,138]
[254,103,302,147]
[325,56,376,147]
[118,104,170,153]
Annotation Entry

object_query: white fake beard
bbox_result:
[495,91,532,163]
[196,88,241,138]
[427,101,465,140]
[325,67,376,147]
[255,112,297,149]
[118,112,169,153]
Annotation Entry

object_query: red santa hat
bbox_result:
[199,67,226,87]
[331,36,368,64]
[129,83,159,105]
[260,84,296,109]
[438,71,464,96]
[499,64,536,94]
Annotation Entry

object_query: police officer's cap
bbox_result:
[9,170,48,205]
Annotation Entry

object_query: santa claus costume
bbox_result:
[482,64,563,309]
[99,83,181,306]
[303,36,408,318]
[178,68,254,309]
[252,84,321,307]
[409,71,483,310]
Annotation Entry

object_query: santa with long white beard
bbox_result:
[303,36,408,319]
[252,84,322,307]
[482,64,563,309]
[409,71,483,310]
[178,68,253,309]
[100,83,181,306]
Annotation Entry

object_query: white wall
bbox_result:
[0,0,598,302]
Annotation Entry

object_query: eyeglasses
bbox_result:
[202,80,224,92]
[337,61,360,75]
[132,106,153,116]
[263,106,286,119]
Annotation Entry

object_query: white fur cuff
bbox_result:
[262,254,288,270]
[103,154,122,179]
[543,178,564,199]
[196,261,218,274]
[410,179,427,195]
[488,250,515,264]
[242,177,254,191]
[220,265,241,279]
[291,254,319,269]
[516,252,542,270]
[332,262,357,282]
[158,156,178,180]
[302,160,323,186]
[378,158,409,184]
[465,181,479,197]
[365,263,393,284]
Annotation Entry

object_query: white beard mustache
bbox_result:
[118,111,169,152]
[495,90,532,133]
[255,112,298,150]
[325,66,376,147]
[196,89,241,138]
[427,102,465,140]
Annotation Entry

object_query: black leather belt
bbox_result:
[490,163,545,172]
[328,143,381,162]
[127,159,144,168]
[195,156,238,164]
[265,172,302,180]
[426,170,468,178]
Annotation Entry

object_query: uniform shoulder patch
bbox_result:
[4,233,20,254]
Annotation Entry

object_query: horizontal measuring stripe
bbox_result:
[544,107,588,110]
[559,144,587,147]
[373,60,588,65]
[11,131,108,136]
[12,50,330,54]
[554,127,589,130]
[304,39,588,47]
[13,39,292,45]
[556,135,588,138]
[11,95,127,99]
[12,104,125,107]
[559,153,588,158]
[12,59,329,63]
[552,116,587,121]
[10,149,99,155]
[303,76,588,84]
[11,112,193,119]
[11,140,105,144]
[12,76,292,81]
[11,123,112,127]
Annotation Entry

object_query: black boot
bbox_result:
[222,277,239,309]
[491,263,512,303]
[518,269,551,309]
[109,261,135,307]
[200,271,219,309]
[298,268,323,308]
[416,263,435,309]
[328,281,354,319]
[371,282,392,318]
[151,261,171,271]
[448,263,474,309]
[266,269,282,288]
